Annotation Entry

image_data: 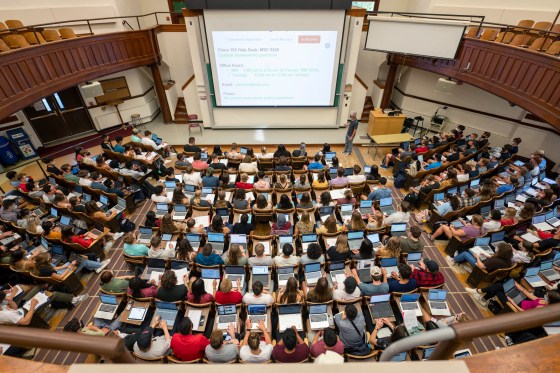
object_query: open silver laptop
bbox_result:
[278,304,303,331]
[94,295,119,320]
[309,304,330,330]
[427,289,451,316]
[216,304,237,330]
[247,304,268,330]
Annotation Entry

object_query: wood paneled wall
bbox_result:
[390,39,560,129]
[0,29,160,120]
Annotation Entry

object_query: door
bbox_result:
[23,87,95,145]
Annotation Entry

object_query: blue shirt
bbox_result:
[202,175,219,188]
[346,119,359,137]
[308,162,324,170]
[131,135,142,143]
[113,144,125,154]
[539,159,546,170]
[367,187,392,201]
[424,161,442,170]
[496,184,514,195]
[195,253,224,266]
[388,278,418,293]
[124,243,149,256]
[437,202,453,216]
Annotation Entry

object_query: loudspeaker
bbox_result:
[434,78,457,94]
[79,82,103,98]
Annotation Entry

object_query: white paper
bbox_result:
[205,194,216,203]
[193,216,210,228]
[128,307,146,320]
[533,222,554,231]
[257,241,271,255]
[329,189,346,199]
[188,309,202,328]
[325,238,337,248]
[377,327,392,339]
[516,195,527,202]
[165,241,177,250]
[24,291,49,311]
[174,268,190,285]
[149,271,162,286]
[403,309,419,329]
[7,285,23,299]
[521,233,540,243]
[334,274,347,285]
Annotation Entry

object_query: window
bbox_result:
[352,1,378,12]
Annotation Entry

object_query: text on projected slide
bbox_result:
[212,31,338,106]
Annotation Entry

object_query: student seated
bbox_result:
[334,303,369,355]
[299,243,325,265]
[273,243,299,266]
[399,226,424,253]
[243,280,274,305]
[448,242,513,271]
[215,278,242,304]
[157,270,188,302]
[333,276,360,301]
[410,259,444,287]
[128,276,158,298]
[100,270,130,293]
[133,316,171,359]
[352,238,374,260]
[371,321,409,351]
[248,243,272,266]
[272,327,310,363]
[310,328,344,359]
[351,266,389,296]
[430,214,486,242]
[367,178,391,200]
[240,319,273,363]
[195,243,224,266]
[377,237,401,259]
[388,263,418,293]
[276,277,304,304]
[205,328,240,363]
[170,318,209,361]
[305,277,332,303]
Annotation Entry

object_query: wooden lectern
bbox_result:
[367,108,405,136]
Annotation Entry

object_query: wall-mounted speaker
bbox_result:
[434,78,457,94]
[79,81,104,98]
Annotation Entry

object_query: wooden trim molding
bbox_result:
[354,74,368,90]
[347,7,367,17]
[393,86,560,136]
[0,29,160,120]
[181,74,195,91]
[154,24,186,32]
[374,79,385,89]
[87,86,154,109]
[182,9,203,17]
[389,38,560,128]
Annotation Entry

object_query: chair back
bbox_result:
[0,38,9,52]
[42,29,62,42]
[59,27,78,39]
[2,34,29,48]
[479,28,499,41]
[167,355,201,364]
[5,20,24,29]
[23,31,46,44]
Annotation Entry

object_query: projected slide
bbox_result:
[212,31,338,106]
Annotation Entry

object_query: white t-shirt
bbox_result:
[333,287,361,301]
[239,163,259,173]
[183,173,202,186]
[273,255,299,267]
[148,247,175,259]
[384,212,410,225]
[483,220,501,232]
[0,307,24,325]
[133,336,170,359]
[457,173,469,182]
[142,137,163,150]
[151,195,171,203]
[347,175,366,183]
[79,178,93,187]
[239,343,273,363]
[243,292,274,305]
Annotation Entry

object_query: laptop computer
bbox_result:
[98,194,109,210]
[379,197,395,215]
[94,294,119,320]
[319,206,334,222]
[324,152,336,164]
[479,205,492,219]
[183,184,196,197]
[229,234,247,252]
[367,233,381,250]
[399,293,422,317]
[532,214,554,231]
[469,178,481,190]
[50,244,65,266]
[278,304,303,331]
[201,268,221,294]
[391,223,407,237]
[540,261,560,282]
[428,289,451,316]
[56,215,72,229]
[216,304,238,329]
[247,304,268,330]
[391,352,408,362]
[187,233,201,249]
[359,200,373,216]
[207,232,225,254]
[277,266,295,287]
[309,304,330,330]
[164,181,176,192]
[380,257,399,276]
[356,259,374,283]
[546,207,560,227]
[524,266,547,288]
[111,197,126,213]
[503,278,527,305]
[407,252,422,268]
[252,266,269,287]
[155,301,179,328]
[301,233,318,254]
[155,203,168,218]
[447,187,458,196]
[82,192,92,203]
[340,204,353,221]
[137,227,153,244]
[469,237,493,257]
[553,252,560,267]
[347,230,364,250]
[172,204,188,221]
[304,262,322,285]
[369,294,394,319]
[42,207,58,221]
[224,266,245,288]
[329,261,347,286]
[144,258,166,282]
[433,192,445,205]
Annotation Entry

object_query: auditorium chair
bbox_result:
[132,352,166,363]
[42,29,62,42]
[514,19,535,31]
[346,345,380,362]
[58,28,78,39]
[509,34,532,47]
[5,19,25,30]
[2,34,30,48]
[531,21,552,33]
[464,27,479,38]
[23,31,46,45]
[545,41,560,56]
[479,28,499,41]
[167,356,201,364]
[527,37,553,51]
[0,38,9,52]
[466,263,516,288]
[334,297,363,314]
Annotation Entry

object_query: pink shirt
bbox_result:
[310,340,345,358]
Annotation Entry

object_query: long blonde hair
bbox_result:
[26,216,41,233]
[335,235,349,254]
[191,190,203,206]
[383,237,401,258]
[349,210,366,230]
[227,245,242,265]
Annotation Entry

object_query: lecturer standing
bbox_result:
[343,111,359,156]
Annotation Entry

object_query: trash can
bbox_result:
[6,128,37,161]
[0,136,18,166]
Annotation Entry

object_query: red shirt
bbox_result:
[415,146,429,154]
[411,269,444,287]
[192,160,209,170]
[170,333,209,361]
[500,218,515,226]
[235,182,253,190]
[71,235,93,248]
[215,290,242,304]
[19,183,29,192]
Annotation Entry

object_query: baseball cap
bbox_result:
[136,327,154,350]
[424,259,439,272]
[370,266,382,276]
[343,276,357,294]
[536,150,545,155]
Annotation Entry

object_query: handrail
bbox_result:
[380,303,560,361]
[0,326,136,363]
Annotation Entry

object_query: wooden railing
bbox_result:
[389,38,560,129]
[0,29,161,120]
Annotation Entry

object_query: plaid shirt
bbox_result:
[458,196,476,209]
[411,269,444,287]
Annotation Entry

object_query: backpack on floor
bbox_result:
[394,170,407,189]
[120,218,136,232]
[403,191,418,206]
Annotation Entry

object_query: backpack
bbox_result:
[120,218,136,232]
[394,171,407,189]
[403,191,418,206]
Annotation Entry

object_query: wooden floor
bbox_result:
[24,143,503,365]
